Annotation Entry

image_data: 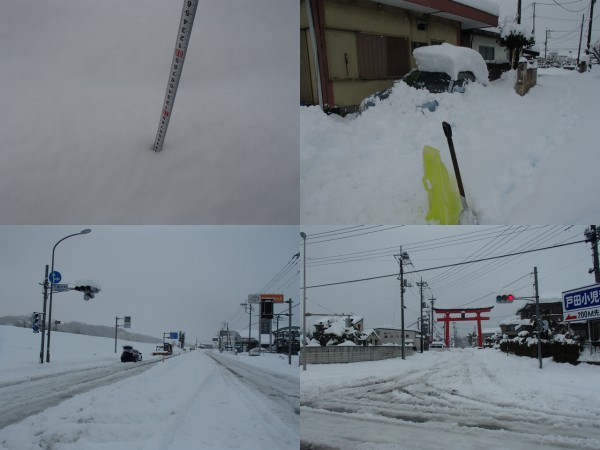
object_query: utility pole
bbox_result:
[430,296,436,342]
[534,267,542,369]
[517,0,522,24]
[577,14,585,66]
[301,232,307,371]
[417,278,427,353]
[585,225,600,283]
[287,299,293,365]
[532,2,536,35]
[545,29,549,59]
[586,0,596,57]
[40,265,49,364]
[240,303,253,352]
[395,248,411,360]
[114,316,123,353]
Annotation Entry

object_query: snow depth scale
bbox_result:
[153,0,199,152]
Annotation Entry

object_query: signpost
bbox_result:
[562,283,600,322]
[51,283,69,293]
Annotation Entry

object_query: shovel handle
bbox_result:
[442,121,466,198]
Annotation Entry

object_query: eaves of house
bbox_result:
[374,0,498,29]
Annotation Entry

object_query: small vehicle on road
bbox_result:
[121,345,142,362]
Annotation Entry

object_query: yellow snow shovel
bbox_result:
[422,145,461,225]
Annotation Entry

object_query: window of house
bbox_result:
[479,45,495,61]
[412,41,427,52]
[357,33,410,79]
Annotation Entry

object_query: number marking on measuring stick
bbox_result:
[153,0,199,152]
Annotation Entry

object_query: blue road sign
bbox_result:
[562,283,600,322]
[169,332,179,339]
[48,271,62,284]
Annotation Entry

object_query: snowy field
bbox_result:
[300,68,600,224]
[0,0,298,224]
[301,348,600,450]
[0,326,299,449]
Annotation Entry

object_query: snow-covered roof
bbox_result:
[498,317,531,326]
[413,43,490,84]
[481,328,501,335]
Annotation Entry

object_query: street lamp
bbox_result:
[300,232,307,371]
[46,229,91,363]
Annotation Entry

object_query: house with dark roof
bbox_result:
[300,0,499,112]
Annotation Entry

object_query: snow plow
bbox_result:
[152,342,173,356]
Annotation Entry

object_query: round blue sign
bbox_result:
[49,271,62,284]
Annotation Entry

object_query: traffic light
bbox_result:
[31,312,41,333]
[73,284,100,301]
[496,294,515,303]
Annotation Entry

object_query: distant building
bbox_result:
[301,0,499,112]
[273,326,301,354]
[499,298,598,341]
[366,327,422,352]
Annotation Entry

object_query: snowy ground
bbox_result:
[300,68,600,224]
[0,0,298,224]
[0,326,299,449]
[301,348,600,450]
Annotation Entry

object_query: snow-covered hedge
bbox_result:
[499,331,580,364]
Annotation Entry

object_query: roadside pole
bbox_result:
[534,266,542,369]
[40,265,49,364]
[287,299,292,365]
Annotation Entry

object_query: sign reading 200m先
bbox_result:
[562,283,600,322]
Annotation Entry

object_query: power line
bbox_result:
[303,226,405,245]
[304,239,587,289]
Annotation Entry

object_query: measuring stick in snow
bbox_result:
[153,0,199,152]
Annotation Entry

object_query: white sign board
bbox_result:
[562,283,600,322]
[248,294,260,304]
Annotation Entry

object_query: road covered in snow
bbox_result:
[0,356,160,430]
[0,325,299,449]
[301,348,600,450]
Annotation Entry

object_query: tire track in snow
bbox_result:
[301,350,600,449]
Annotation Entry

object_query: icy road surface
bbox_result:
[0,350,299,449]
[301,349,600,450]
[0,356,160,430]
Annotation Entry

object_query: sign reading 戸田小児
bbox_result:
[562,283,600,322]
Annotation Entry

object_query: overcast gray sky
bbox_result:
[497,0,598,56]
[300,225,596,337]
[0,226,300,344]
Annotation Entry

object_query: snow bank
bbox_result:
[301,69,600,224]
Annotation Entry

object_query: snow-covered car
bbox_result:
[429,341,447,350]
[120,345,142,362]
[359,43,489,112]
[248,347,262,356]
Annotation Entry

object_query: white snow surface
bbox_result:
[0,325,299,449]
[300,68,600,224]
[0,0,298,224]
[301,347,600,449]
[413,43,490,83]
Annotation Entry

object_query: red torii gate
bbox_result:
[434,307,494,349]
